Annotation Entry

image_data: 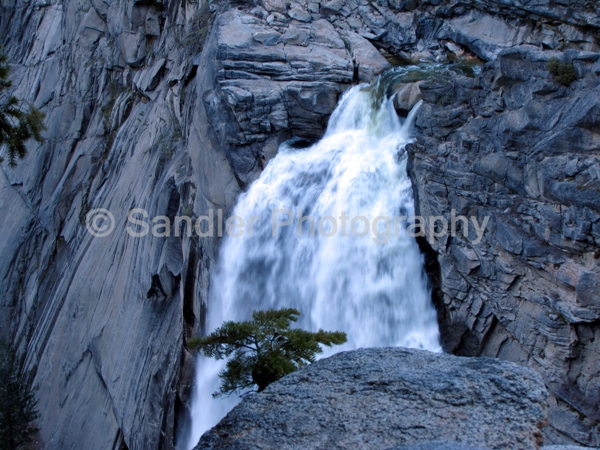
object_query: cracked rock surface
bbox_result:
[409,45,600,446]
[195,348,548,450]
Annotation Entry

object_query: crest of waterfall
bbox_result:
[185,73,441,449]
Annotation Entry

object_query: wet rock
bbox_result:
[393,81,423,113]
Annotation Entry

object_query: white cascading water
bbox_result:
[185,73,442,449]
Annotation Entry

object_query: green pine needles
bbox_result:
[0,341,39,450]
[0,51,46,167]
[189,308,347,396]
[546,57,578,86]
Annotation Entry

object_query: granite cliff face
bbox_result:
[0,0,598,448]
[408,37,600,449]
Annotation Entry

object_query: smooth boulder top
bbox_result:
[195,347,548,450]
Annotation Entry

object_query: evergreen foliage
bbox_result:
[189,308,347,396]
[0,51,46,167]
[546,58,578,86]
[0,341,39,450]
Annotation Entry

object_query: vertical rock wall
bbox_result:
[0,0,231,447]
[408,39,600,450]
[0,0,384,447]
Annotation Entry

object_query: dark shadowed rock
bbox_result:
[195,348,547,450]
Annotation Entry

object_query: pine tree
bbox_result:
[189,308,347,396]
[546,57,578,86]
[0,341,39,450]
[0,50,46,167]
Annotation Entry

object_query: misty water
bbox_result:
[185,71,442,449]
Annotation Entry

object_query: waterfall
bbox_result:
[185,73,441,449]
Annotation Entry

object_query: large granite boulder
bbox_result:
[195,348,548,450]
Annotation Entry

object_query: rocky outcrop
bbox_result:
[201,5,390,187]
[194,348,548,450]
[408,47,600,446]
